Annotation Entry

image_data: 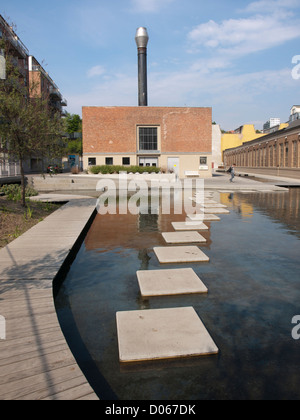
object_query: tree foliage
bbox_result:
[0,33,64,206]
[65,112,82,134]
[64,112,82,156]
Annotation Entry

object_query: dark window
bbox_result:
[139,127,158,151]
[200,157,207,165]
[122,157,130,166]
[106,157,113,165]
[88,157,96,166]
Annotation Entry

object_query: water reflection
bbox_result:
[55,189,300,400]
[221,189,300,238]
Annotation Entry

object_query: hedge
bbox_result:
[89,165,161,175]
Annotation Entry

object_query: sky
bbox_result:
[2,0,300,130]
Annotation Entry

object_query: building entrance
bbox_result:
[168,157,180,176]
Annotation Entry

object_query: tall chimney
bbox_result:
[135,27,149,106]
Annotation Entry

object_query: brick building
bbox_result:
[83,106,212,178]
[223,119,300,177]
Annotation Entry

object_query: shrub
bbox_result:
[0,184,39,201]
[89,165,160,174]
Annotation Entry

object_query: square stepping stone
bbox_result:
[172,222,209,231]
[202,203,228,208]
[187,214,220,222]
[201,208,230,214]
[162,231,207,244]
[137,268,208,297]
[153,246,210,264]
[116,307,219,363]
[191,198,218,205]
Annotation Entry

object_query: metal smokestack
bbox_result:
[135,27,149,106]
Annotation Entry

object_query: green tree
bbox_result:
[65,112,82,134]
[64,112,82,156]
[0,35,64,207]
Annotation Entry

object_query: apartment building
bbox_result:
[263,118,281,133]
[0,14,67,176]
[28,55,67,114]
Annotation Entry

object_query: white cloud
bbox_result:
[87,65,106,78]
[188,15,300,58]
[130,0,175,13]
[188,0,300,60]
[242,0,300,14]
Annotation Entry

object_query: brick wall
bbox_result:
[83,106,212,154]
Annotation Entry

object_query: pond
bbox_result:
[54,189,300,400]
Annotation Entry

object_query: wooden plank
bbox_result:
[0,326,63,351]
[0,365,86,400]
[0,339,68,364]
[0,199,99,400]
[41,382,99,401]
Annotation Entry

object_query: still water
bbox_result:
[55,189,300,400]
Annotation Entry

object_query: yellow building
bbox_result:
[221,123,289,162]
[221,125,264,160]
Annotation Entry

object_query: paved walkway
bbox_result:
[204,173,291,191]
[235,170,300,187]
[0,198,99,400]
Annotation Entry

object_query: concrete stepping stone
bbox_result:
[162,231,207,244]
[137,268,208,297]
[202,203,228,208]
[187,214,220,222]
[199,208,230,214]
[218,190,234,193]
[154,246,210,264]
[116,307,219,363]
[190,197,217,205]
[172,221,209,231]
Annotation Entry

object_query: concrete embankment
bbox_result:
[28,173,176,192]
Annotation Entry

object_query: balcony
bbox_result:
[10,36,29,59]
[0,15,29,59]
[49,85,63,100]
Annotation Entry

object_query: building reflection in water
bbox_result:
[85,191,212,253]
[221,188,300,238]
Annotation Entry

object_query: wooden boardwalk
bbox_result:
[0,198,99,400]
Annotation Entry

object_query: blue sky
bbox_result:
[2,0,300,130]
